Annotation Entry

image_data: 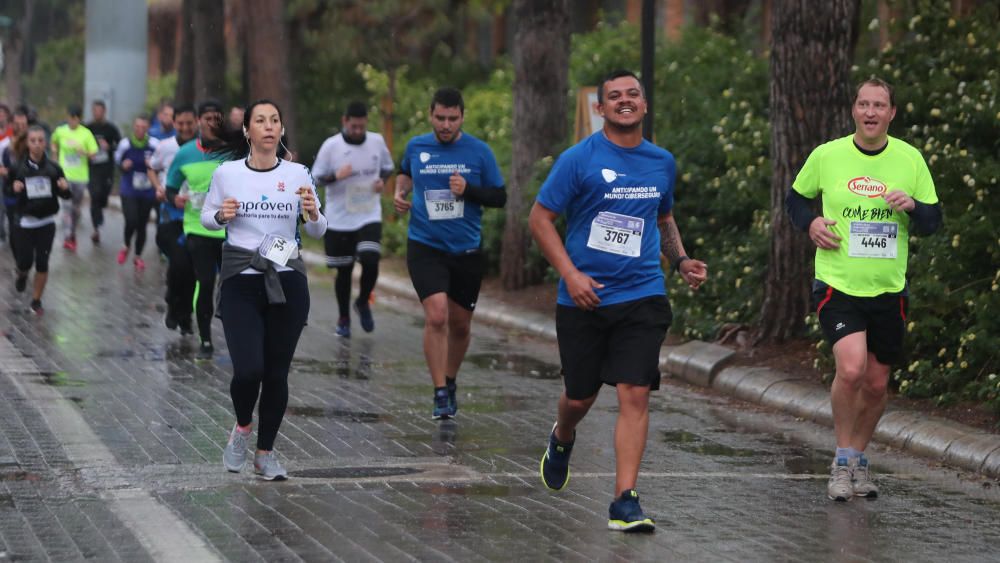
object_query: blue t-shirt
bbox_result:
[400,132,504,254]
[537,132,676,307]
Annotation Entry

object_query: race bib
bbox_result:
[92,150,109,164]
[132,173,152,190]
[344,177,377,214]
[848,221,898,259]
[587,211,644,257]
[258,234,295,267]
[425,190,463,220]
[64,152,81,167]
[25,177,52,199]
[188,191,207,210]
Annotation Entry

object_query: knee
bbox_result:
[425,309,447,331]
[448,317,471,339]
[861,371,890,397]
[835,361,866,389]
[357,250,379,268]
[565,396,595,412]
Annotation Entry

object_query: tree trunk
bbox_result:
[3,0,33,104]
[174,0,195,103]
[244,0,296,147]
[191,0,226,101]
[665,0,684,42]
[502,0,571,290]
[757,0,860,343]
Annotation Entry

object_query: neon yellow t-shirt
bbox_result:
[51,124,98,183]
[793,135,938,297]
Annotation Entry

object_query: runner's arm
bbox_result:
[529,201,603,309]
[907,200,943,236]
[659,212,707,289]
[463,184,506,208]
[785,188,817,232]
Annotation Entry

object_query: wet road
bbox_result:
[1,214,999,562]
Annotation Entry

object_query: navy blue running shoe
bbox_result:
[540,423,574,491]
[432,388,455,419]
[446,378,458,415]
[608,489,655,533]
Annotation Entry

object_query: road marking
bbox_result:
[0,338,220,562]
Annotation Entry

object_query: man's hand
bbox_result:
[373,178,384,194]
[565,269,604,311]
[56,178,69,191]
[809,217,841,249]
[174,193,189,209]
[679,258,708,290]
[883,189,915,212]
[98,138,109,151]
[122,159,133,172]
[335,164,353,181]
[156,187,167,202]
[219,197,239,222]
[0,166,8,178]
[449,171,466,197]
[12,180,24,193]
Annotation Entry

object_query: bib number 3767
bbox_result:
[587,211,643,257]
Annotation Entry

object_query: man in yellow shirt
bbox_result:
[786,78,942,501]
[50,105,98,251]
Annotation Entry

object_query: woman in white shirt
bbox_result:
[201,99,327,480]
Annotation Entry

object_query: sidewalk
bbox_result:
[300,249,1000,480]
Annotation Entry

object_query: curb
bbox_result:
[302,248,1000,479]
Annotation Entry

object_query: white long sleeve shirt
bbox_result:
[201,158,327,272]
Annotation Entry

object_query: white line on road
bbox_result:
[0,338,220,563]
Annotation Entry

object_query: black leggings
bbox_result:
[220,271,309,451]
[335,251,379,317]
[186,234,223,342]
[4,205,19,259]
[122,196,156,255]
[88,169,113,228]
[15,223,56,273]
[157,221,195,322]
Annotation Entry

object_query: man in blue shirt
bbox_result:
[393,87,506,420]
[530,70,707,533]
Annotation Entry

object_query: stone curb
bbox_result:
[301,250,1000,479]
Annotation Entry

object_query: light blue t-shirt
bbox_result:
[537,132,676,307]
[400,132,504,254]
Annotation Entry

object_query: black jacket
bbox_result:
[13,155,70,219]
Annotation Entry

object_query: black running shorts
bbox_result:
[812,280,908,366]
[324,222,382,268]
[555,295,672,400]
[406,238,484,311]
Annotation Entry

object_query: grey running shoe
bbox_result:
[223,424,250,472]
[254,450,288,481]
[827,457,853,501]
[851,455,879,498]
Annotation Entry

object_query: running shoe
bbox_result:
[91,230,100,244]
[540,423,574,491]
[446,378,458,415]
[117,247,128,265]
[134,257,145,271]
[63,237,77,252]
[254,451,288,481]
[432,388,454,420]
[223,424,250,472]
[354,300,375,333]
[196,341,214,360]
[178,318,194,335]
[30,300,43,316]
[164,309,178,330]
[335,316,351,338]
[827,457,853,501]
[608,489,655,533]
[15,272,27,293]
[851,454,879,498]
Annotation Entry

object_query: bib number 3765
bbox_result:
[425,190,464,220]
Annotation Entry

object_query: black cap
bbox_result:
[67,105,83,118]
[197,99,223,116]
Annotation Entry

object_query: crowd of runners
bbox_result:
[0,69,941,531]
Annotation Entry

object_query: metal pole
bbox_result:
[84,0,147,125]
[641,0,655,141]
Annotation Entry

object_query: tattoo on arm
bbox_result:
[659,216,684,263]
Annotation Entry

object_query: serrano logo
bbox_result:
[848,176,887,198]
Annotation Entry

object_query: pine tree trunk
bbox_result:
[191,0,226,101]
[757,0,860,343]
[244,0,296,146]
[501,0,570,290]
[174,0,195,104]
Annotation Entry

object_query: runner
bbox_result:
[313,101,394,337]
[50,105,98,251]
[149,102,175,141]
[393,87,506,419]
[1,107,30,257]
[10,126,71,315]
[149,104,198,334]
[165,100,226,359]
[86,100,122,243]
[114,115,159,270]
[202,99,327,480]
[530,70,707,532]
[786,78,942,501]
